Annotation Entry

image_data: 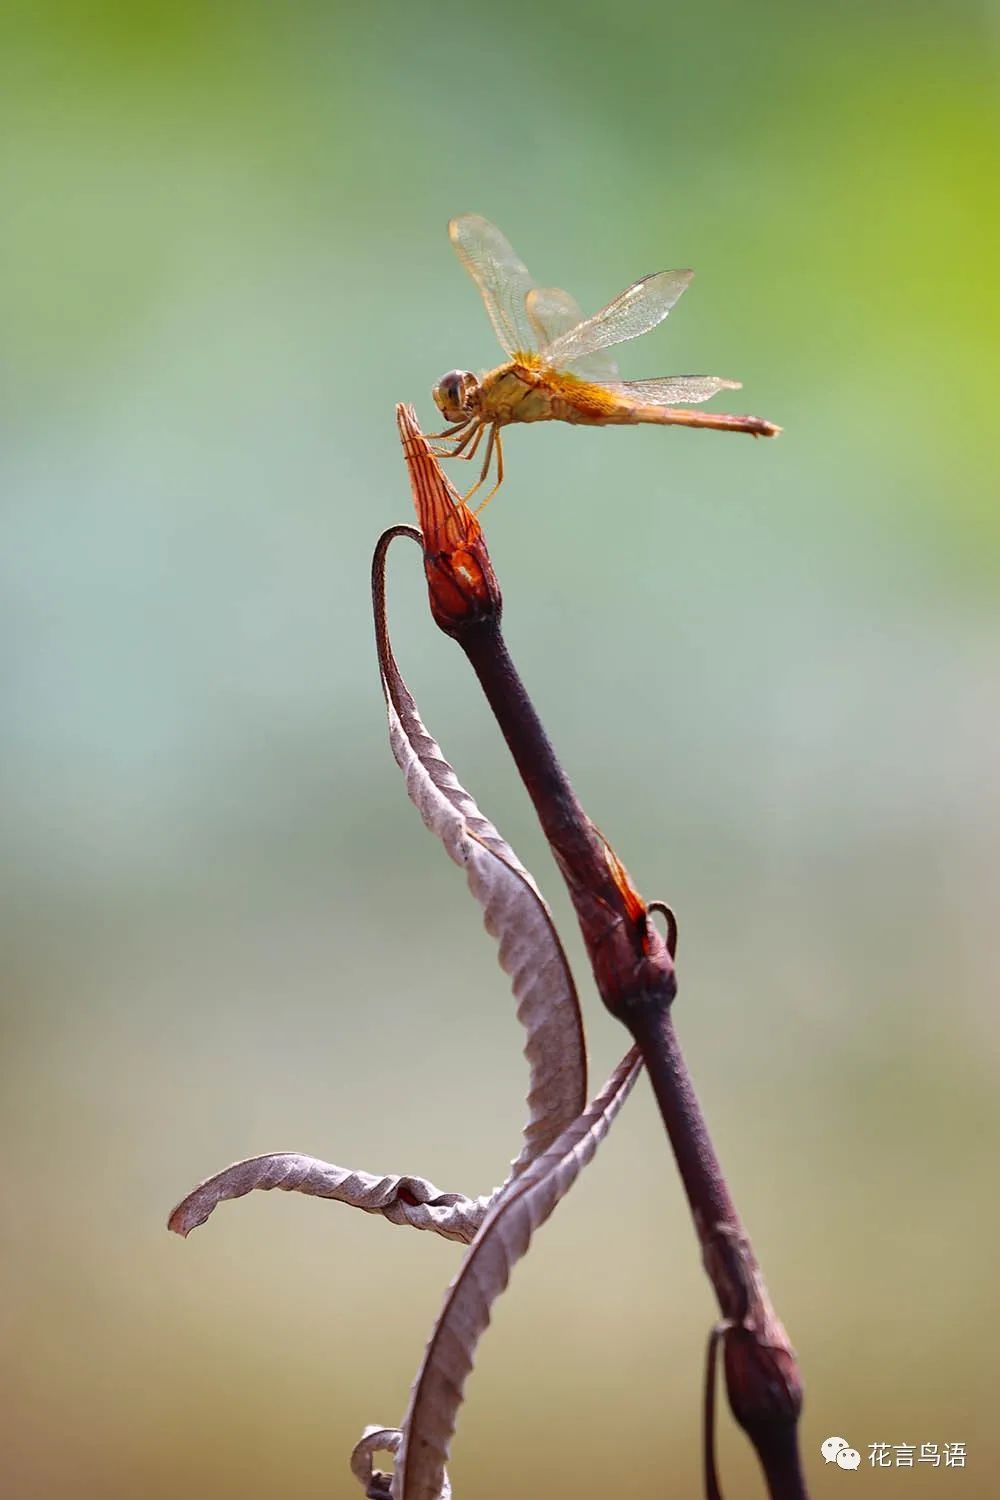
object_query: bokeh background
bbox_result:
[3,2,998,1496]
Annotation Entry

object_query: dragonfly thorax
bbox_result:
[433,368,482,424]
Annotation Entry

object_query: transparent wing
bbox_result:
[448,214,540,358]
[542,269,694,369]
[525,285,583,347]
[595,375,741,406]
[526,286,620,379]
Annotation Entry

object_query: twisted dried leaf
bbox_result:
[393,1046,643,1500]
[351,1428,452,1500]
[168,523,587,1247]
[373,523,587,1180]
[168,1153,491,1243]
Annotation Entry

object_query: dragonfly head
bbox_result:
[432,369,481,424]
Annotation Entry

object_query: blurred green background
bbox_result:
[3,2,998,1496]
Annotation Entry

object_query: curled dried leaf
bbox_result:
[168,1153,490,1244]
[351,1428,452,1500]
[168,527,588,1248]
[394,1047,643,1500]
[373,525,587,1181]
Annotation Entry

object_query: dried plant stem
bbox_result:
[456,620,806,1500]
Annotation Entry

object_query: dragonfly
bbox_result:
[430,214,780,509]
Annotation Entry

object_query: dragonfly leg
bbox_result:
[428,430,469,457]
[461,424,497,507]
[472,428,504,512]
[453,421,486,463]
[424,420,471,441]
[431,421,483,463]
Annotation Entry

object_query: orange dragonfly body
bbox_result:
[431,214,780,508]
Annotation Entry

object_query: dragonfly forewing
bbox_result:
[448,213,540,358]
[543,268,694,368]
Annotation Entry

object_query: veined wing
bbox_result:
[448,214,540,359]
[543,269,694,369]
[596,375,741,406]
[526,286,619,380]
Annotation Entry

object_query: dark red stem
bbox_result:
[458,616,807,1500]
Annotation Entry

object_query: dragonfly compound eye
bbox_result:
[433,369,477,422]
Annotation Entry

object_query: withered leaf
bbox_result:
[351,1427,452,1500]
[385,1047,643,1500]
[169,531,589,1244]
[373,526,587,1180]
[169,1153,490,1243]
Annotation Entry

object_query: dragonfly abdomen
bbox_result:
[628,405,782,437]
